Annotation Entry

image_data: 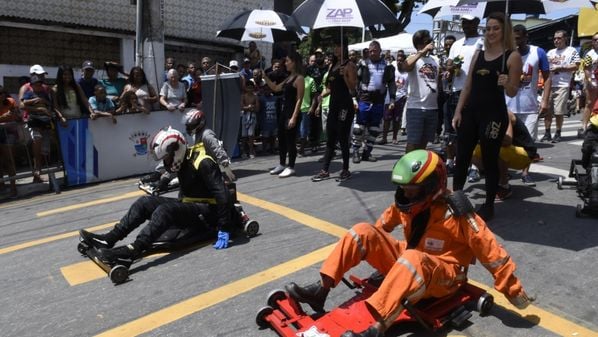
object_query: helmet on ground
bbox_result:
[391,150,447,215]
[150,127,187,173]
[182,109,206,135]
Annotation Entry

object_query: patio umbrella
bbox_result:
[216,9,305,43]
[292,0,399,60]
[420,0,594,18]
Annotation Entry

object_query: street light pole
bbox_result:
[135,0,143,66]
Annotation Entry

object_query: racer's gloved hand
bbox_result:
[213,231,230,249]
[222,166,237,182]
[507,290,535,309]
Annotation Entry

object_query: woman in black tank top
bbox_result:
[263,52,305,178]
[451,12,523,221]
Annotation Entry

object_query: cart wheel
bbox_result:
[255,306,274,328]
[576,204,584,218]
[557,177,563,190]
[267,289,287,308]
[109,265,129,284]
[476,293,494,317]
[77,242,88,255]
[244,220,260,238]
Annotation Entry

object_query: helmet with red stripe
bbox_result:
[150,127,187,173]
[391,150,447,215]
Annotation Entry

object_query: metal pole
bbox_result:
[135,0,143,66]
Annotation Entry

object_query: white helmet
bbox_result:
[150,127,187,172]
[181,109,206,135]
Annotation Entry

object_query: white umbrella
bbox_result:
[292,0,399,60]
[421,0,594,18]
[349,33,416,54]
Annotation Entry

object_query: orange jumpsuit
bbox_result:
[320,199,524,320]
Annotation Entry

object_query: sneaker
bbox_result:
[352,151,361,164]
[551,133,561,143]
[285,281,330,313]
[338,170,352,182]
[361,154,377,162]
[521,175,536,186]
[278,167,295,178]
[467,168,481,183]
[378,138,387,145]
[79,229,115,249]
[496,185,513,200]
[540,133,552,142]
[269,164,285,175]
[98,244,141,266]
[311,170,330,182]
[476,203,495,222]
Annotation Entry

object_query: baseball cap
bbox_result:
[461,14,480,21]
[82,60,94,70]
[243,57,251,64]
[29,64,47,75]
[315,48,323,53]
[229,60,239,68]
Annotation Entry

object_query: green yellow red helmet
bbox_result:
[392,150,447,214]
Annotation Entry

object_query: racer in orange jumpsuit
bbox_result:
[286,150,533,337]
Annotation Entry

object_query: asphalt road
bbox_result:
[1,118,597,337]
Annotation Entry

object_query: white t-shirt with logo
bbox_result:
[406,55,439,110]
[506,45,548,115]
[585,49,598,86]
[448,36,484,92]
[547,46,580,88]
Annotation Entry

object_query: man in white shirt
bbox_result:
[444,15,483,171]
[582,32,598,134]
[544,30,580,143]
[400,30,440,152]
[505,24,550,186]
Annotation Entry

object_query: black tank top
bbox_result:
[281,76,297,119]
[328,61,354,113]
[469,50,512,110]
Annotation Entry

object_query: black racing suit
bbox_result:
[453,51,511,206]
[112,143,232,250]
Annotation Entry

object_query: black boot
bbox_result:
[79,229,119,249]
[98,243,142,266]
[341,326,383,337]
[477,203,494,222]
[285,281,329,312]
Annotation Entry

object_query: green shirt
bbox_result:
[300,75,317,112]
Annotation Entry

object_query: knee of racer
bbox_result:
[351,222,377,237]
[399,249,425,267]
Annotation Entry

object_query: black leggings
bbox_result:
[277,116,298,168]
[323,110,354,172]
[114,196,214,249]
[453,110,508,206]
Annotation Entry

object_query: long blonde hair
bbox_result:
[484,12,515,51]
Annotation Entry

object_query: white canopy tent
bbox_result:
[349,33,416,54]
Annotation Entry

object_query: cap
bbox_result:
[30,74,44,83]
[82,60,94,70]
[29,64,47,75]
[229,60,239,68]
[461,14,480,21]
[104,61,123,71]
[315,48,323,53]
[243,57,251,63]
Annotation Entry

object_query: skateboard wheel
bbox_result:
[476,293,494,316]
[244,220,259,238]
[109,265,129,284]
[255,306,273,328]
[266,289,287,308]
[557,177,563,190]
[77,242,88,255]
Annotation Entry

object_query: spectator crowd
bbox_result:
[1,13,596,216]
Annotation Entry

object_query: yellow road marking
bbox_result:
[94,244,335,337]
[61,243,211,286]
[0,222,114,255]
[468,280,598,337]
[237,192,348,238]
[36,191,144,217]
